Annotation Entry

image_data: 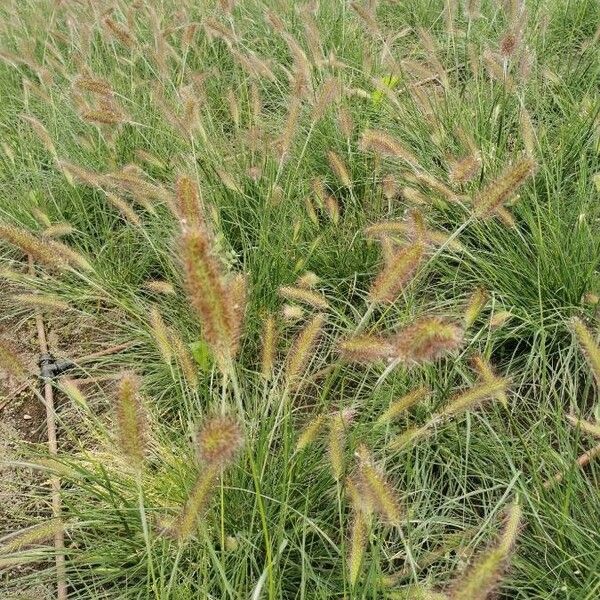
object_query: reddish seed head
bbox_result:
[196,415,244,468]
[392,316,463,364]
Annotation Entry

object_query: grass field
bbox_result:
[0,0,599,598]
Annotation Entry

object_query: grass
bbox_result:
[0,0,599,598]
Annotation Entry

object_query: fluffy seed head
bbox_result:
[144,280,176,295]
[473,158,536,221]
[464,288,489,328]
[0,520,66,555]
[169,329,199,389]
[440,373,509,419]
[566,415,600,439]
[355,446,403,525]
[347,509,369,587]
[392,316,463,364]
[377,386,430,424]
[360,129,420,167]
[175,175,204,228]
[180,227,240,366]
[328,410,354,481]
[284,313,326,385]
[0,223,91,271]
[41,223,75,239]
[196,415,244,468]
[338,335,394,363]
[170,464,219,541]
[327,150,352,188]
[150,307,173,365]
[279,285,329,310]
[369,242,424,304]
[449,153,481,184]
[571,317,600,385]
[296,413,327,452]
[115,372,147,468]
[449,500,521,600]
[11,293,70,312]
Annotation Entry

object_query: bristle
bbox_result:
[284,313,326,385]
[226,272,247,357]
[571,317,600,384]
[471,355,508,407]
[323,194,341,225]
[150,307,173,365]
[377,386,430,424]
[490,310,512,329]
[448,153,481,184]
[180,227,238,366]
[0,520,65,555]
[12,293,70,312]
[382,175,399,200]
[195,415,244,468]
[356,447,403,525]
[464,288,489,328]
[483,48,516,91]
[347,509,369,587]
[282,303,305,322]
[104,192,141,226]
[260,312,277,379]
[296,413,326,452]
[473,158,536,221]
[411,170,460,202]
[144,280,176,295]
[369,242,424,304]
[41,223,75,239]
[338,335,394,363]
[279,285,329,310]
[582,293,600,305]
[174,175,205,228]
[327,150,352,188]
[328,410,353,481]
[171,465,219,540]
[279,96,302,158]
[417,27,449,88]
[58,160,105,189]
[59,378,89,412]
[449,501,521,600]
[350,2,380,35]
[73,73,113,97]
[389,424,433,450]
[231,48,276,82]
[312,77,340,122]
[338,107,354,139]
[115,372,146,468]
[392,316,463,364]
[0,338,30,381]
[21,114,57,158]
[520,108,536,158]
[103,17,136,48]
[360,129,420,167]
[439,374,508,419]
[81,105,126,126]
[296,271,320,289]
[0,223,91,271]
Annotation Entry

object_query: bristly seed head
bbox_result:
[392,316,463,364]
[195,415,244,468]
[115,371,147,468]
